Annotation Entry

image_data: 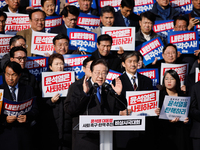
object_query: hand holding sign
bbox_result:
[188,18,199,31]
[17,115,27,123]
[51,93,60,103]
[6,116,17,123]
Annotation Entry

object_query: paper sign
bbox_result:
[0,89,3,114]
[195,67,200,83]
[66,0,97,9]
[170,0,192,15]
[31,31,57,56]
[106,70,122,84]
[0,34,14,58]
[102,27,135,51]
[126,90,159,116]
[134,0,156,14]
[159,95,190,121]
[0,0,6,8]
[160,63,189,86]
[45,16,62,33]
[98,0,121,13]
[42,71,75,97]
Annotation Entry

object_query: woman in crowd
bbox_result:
[41,0,58,16]
[38,53,71,150]
[156,69,190,150]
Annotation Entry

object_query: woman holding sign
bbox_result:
[156,69,190,150]
[38,53,71,150]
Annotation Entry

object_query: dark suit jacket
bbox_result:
[92,50,122,72]
[50,24,84,34]
[80,8,99,16]
[65,79,127,150]
[1,4,27,14]
[0,82,37,150]
[114,10,140,31]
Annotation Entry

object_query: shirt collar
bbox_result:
[8,83,18,90]
[126,71,137,80]
[8,7,18,13]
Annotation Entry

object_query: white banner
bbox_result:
[79,115,145,131]
[0,89,4,115]
[0,34,14,58]
[102,27,135,51]
[159,95,190,121]
[31,31,57,56]
[42,71,75,97]
[126,90,159,116]
[195,67,200,83]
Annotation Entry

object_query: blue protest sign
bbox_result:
[45,16,62,33]
[2,97,36,117]
[137,68,159,89]
[26,57,49,82]
[168,31,199,54]
[106,69,122,84]
[67,28,97,53]
[194,17,200,39]
[153,20,174,39]
[169,0,192,15]
[134,0,156,15]
[63,54,91,79]
[77,12,100,31]
[0,0,6,8]
[98,0,121,13]
[66,0,97,9]
[135,37,164,66]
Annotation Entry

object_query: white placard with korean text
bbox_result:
[0,34,14,58]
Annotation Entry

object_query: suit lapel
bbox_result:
[137,73,142,91]
[17,84,26,102]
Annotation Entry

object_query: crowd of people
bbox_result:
[0,0,200,150]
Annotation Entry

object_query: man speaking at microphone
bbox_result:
[65,58,127,150]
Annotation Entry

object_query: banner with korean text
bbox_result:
[106,70,122,84]
[138,68,159,89]
[64,54,91,79]
[102,27,135,51]
[29,0,60,15]
[134,0,156,15]
[77,12,100,31]
[168,31,199,54]
[42,71,75,97]
[98,0,121,13]
[159,95,190,121]
[5,12,30,35]
[195,67,200,82]
[0,89,3,115]
[2,97,36,117]
[160,63,189,86]
[126,90,159,116]
[0,0,6,8]
[67,28,97,53]
[0,34,14,58]
[79,115,145,131]
[169,0,192,15]
[153,20,174,39]
[194,17,200,42]
[135,37,164,66]
[26,57,49,82]
[45,16,62,33]
[31,31,57,56]
[66,0,97,9]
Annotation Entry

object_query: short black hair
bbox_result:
[97,34,112,45]
[83,56,95,67]
[3,61,22,75]
[61,5,80,17]
[9,35,26,47]
[140,11,155,23]
[90,58,109,73]
[41,0,56,7]
[100,6,115,16]
[10,46,27,58]
[163,43,177,54]
[121,51,140,63]
[29,9,46,20]
[121,0,135,8]
[0,10,7,20]
[48,53,64,67]
[53,34,69,45]
[174,16,189,26]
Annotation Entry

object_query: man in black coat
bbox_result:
[78,0,99,16]
[91,34,122,72]
[1,0,27,13]
[65,58,127,150]
[0,61,38,150]
[114,0,140,31]
[51,5,83,34]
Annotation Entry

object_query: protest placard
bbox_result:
[102,27,135,51]
[138,68,159,89]
[31,31,57,56]
[136,37,164,66]
[106,70,122,84]
[0,89,3,114]
[2,96,36,117]
[5,12,30,35]
[159,95,190,121]
[126,90,159,116]
[169,0,192,15]
[98,0,121,13]
[160,63,189,86]
[42,71,75,97]
[67,28,97,53]
[45,16,62,33]
[195,67,200,82]
[153,20,174,39]
[0,34,14,58]
[168,31,199,54]
[66,0,97,9]
[0,0,6,8]
[64,54,91,79]
[77,12,100,31]
[26,57,49,81]
[134,0,156,14]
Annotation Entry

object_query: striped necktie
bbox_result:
[132,76,137,91]
[11,87,16,102]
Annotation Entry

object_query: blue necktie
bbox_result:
[97,87,101,103]
[124,17,129,27]
[11,87,16,102]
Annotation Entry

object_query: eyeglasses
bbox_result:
[14,57,27,61]
[93,72,107,77]
[33,19,45,23]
